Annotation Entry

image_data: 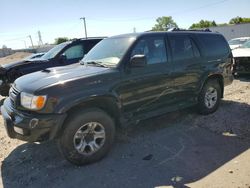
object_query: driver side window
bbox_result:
[131,37,167,65]
[63,45,84,60]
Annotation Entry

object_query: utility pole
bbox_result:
[37,30,43,46]
[80,17,88,39]
[133,27,136,33]
[28,35,34,48]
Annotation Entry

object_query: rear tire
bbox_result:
[197,80,221,115]
[59,108,115,166]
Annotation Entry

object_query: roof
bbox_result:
[109,29,219,39]
[71,37,106,41]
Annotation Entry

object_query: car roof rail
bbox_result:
[70,37,106,41]
[169,28,212,32]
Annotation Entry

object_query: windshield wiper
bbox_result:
[82,61,108,68]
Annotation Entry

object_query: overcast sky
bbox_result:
[0,0,250,49]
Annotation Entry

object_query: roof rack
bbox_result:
[70,37,106,41]
[169,28,211,32]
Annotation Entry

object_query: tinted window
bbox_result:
[131,37,167,65]
[192,40,201,58]
[42,42,68,59]
[241,40,250,48]
[197,34,229,58]
[64,45,84,60]
[85,39,102,52]
[169,35,198,61]
[228,38,249,45]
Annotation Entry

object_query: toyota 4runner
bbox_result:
[1,30,233,165]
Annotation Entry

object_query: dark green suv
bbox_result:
[1,30,233,165]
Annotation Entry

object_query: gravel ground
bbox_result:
[194,77,250,140]
[0,77,250,188]
[0,52,31,65]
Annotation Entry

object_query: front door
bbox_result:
[118,35,175,119]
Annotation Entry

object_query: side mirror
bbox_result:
[130,55,146,68]
[59,54,67,63]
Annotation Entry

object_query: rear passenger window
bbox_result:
[63,45,84,60]
[197,34,229,58]
[169,35,199,61]
[131,37,167,65]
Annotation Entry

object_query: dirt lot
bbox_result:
[0,74,250,187]
[0,52,32,65]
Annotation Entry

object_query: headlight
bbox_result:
[20,92,47,110]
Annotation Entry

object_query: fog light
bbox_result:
[29,118,39,129]
[14,126,24,135]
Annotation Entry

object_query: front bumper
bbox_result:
[1,98,67,142]
[0,81,10,96]
[0,67,10,96]
[233,57,250,74]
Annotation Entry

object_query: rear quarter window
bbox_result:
[196,34,229,58]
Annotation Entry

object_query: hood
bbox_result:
[1,58,47,70]
[232,48,250,58]
[14,64,111,92]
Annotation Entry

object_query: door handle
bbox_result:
[208,59,221,63]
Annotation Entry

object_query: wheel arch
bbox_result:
[201,74,224,98]
[55,95,121,138]
[66,96,121,120]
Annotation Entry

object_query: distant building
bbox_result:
[35,44,55,53]
[209,23,250,41]
[0,48,13,58]
[0,44,55,58]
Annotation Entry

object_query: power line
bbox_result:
[3,36,27,42]
[169,0,231,16]
[88,0,231,22]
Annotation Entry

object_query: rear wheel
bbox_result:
[197,80,222,115]
[59,108,115,165]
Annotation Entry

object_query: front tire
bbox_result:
[198,80,221,115]
[59,108,115,165]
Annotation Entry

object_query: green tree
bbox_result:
[152,16,178,31]
[189,20,217,29]
[217,23,228,27]
[54,37,69,44]
[229,16,250,24]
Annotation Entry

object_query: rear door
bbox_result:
[167,33,202,106]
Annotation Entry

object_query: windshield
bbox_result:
[42,42,69,59]
[228,38,249,45]
[240,40,250,48]
[81,37,136,67]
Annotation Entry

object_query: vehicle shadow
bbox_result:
[1,100,250,188]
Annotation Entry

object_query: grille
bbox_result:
[235,57,250,72]
[9,86,20,108]
[236,57,250,64]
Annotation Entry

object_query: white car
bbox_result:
[232,40,250,75]
[228,37,250,50]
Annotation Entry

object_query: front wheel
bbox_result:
[59,108,115,165]
[197,80,222,115]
